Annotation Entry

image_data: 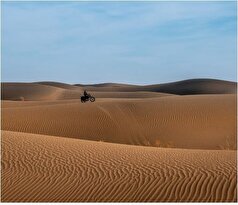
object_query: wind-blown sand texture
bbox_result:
[2,130,237,202]
[1,79,237,202]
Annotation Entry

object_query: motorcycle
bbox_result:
[81,94,95,103]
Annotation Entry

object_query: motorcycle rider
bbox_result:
[84,90,89,99]
[81,90,95,103]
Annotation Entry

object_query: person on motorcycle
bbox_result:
[84,90,89,99]
[81,90,95,103]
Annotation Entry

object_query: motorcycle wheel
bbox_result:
[90,97,95,102]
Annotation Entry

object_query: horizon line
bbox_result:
[1,77,237,86]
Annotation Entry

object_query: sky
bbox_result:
[2,1,237,85]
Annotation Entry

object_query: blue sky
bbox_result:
[2,1,237,84]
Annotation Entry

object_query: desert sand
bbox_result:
[1,79,237,202]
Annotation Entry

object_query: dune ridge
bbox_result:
[2,130,237,202]
[75,79,237,94]
[2,78,237,102]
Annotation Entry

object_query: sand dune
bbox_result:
[143,79,237,95]
[1,83,169,101]
[36,81,80,90]
[2,79,236,102]
[1,82,85,101]
[90,91,173,98]
[2,94,236,149]
[1,83,64,101]
[76,82,136,88]
[1,79,237,202]
[2,130,236,202]
[76,79,237,94]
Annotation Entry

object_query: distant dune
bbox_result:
[2,131,236,202]
[36,81,80,90]
[1,83,63,101]
[1,82,83,101]
[76,82,136,88]
[2,79,236,101]
[145,79,237,95]
[75,79,237,94]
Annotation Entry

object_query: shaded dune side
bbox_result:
[1,83,85,101]
[1,83,168,101]
[2,131,237,202]
[2,79,236,101]
[1,83,63,101]
[145,79,237,95]
[77,79,237,95]
[2,95,236,149]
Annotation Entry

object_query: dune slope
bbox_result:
[76,79,237,94]
[1,82,168,101]
[2,78,236,102]
[1,82,84,101]
[2,79,237,202]
[144,79,237,95]
[2,94,236,149]
[2,131,237,202]
[1,83,63,101]
[35,81,80,90]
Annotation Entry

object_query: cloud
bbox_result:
[2,1,237,84]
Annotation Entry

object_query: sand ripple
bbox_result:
[2,131,237,202]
